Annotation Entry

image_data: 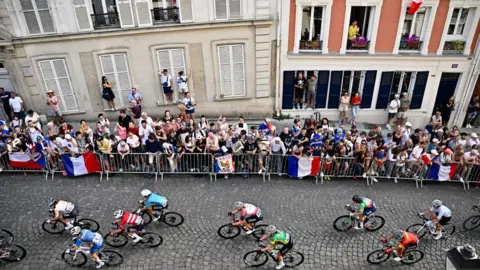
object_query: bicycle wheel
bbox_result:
[0,229,14,244]
[284,251,304,268]
[401,250,424,265]
[141,212,152,225]
[100,250,124,267]
[243,250,268,267]
[406,224,427,238]
[364,216,385,232]
[104,233,129,247]
[42,221,65,234]
[252,225,268,240]
[217,224,241,239]
[61,250,87,267]
[333,215,355,232]
[442,224,456,237]
[367,250,390,264]
[462,215,480,230]
[1,244,26,262]
[163,212,184,227]
[140,232,163,248]
[77,219,100,232]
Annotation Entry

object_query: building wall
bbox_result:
[375,0,401,53]
[428,0,449,54]
[328,0,345,53]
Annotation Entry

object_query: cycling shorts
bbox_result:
[64,207,79,218]
[245,215,262,224]
[151,204,167,211]
[439,216,451,226]
[90,243,102,254]
[279,239,294,255]
[127,221,145,233]
[363,205,376,216]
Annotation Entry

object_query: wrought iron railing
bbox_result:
[443,40,465,54]
[91,13,120,29]
[151,7,179,24]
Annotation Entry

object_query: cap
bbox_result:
[46,89,54,94]
[444,149,453,155]
[141,112,147,116]
[471,133,478,138]
[394,94,400,98]
[405,122,412,127]
[65,134,72,139]
[437,129,444,133]
[274,137,281,141]
[265,118,271,123]
[402,92,408,96]
[430,150,439,155]
[432,138,439,143]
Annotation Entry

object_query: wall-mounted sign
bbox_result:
[452,64,458,68]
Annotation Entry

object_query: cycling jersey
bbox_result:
[55,201,75,214]
[400,232,418,247]
[429,205,452,219]
[270,231,291,249]
[119,212,143,230]
[358,198,374,212]
[75,229,103,254]
[145,193,167,208]
[240,203,260,219]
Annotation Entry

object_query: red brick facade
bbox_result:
[375,0,402,52]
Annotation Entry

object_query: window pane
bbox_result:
[301,7,312,40]
[456,9,469,35]
[24,11,41,34]
[413,8,426,36]
[352,71,361,93]
[390,72,402,98]
[342,71,351,93]
[401,72,412,93]
[313,7,322,41]
[402,13,413,37]
[448,9,459,35]
[38,10,55,33]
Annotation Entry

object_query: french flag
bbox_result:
[61,152,101,177]
[287,156,320,178]
[9,152,47,169]
[428,163,458,181]
[408,0,424,14]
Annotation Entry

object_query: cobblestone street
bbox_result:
[0,174,478,270]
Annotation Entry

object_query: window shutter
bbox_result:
[215,0,227,19]
[360,71,376,109]
[114,54,132,105]
[179,0,193,22]
[20,0,40,34]
[315,71,329,108]
[410,71,429,109]
[36,0,55,33]
[229,0,241,19]
[171,49,186,84]
[135,0,153,27]
[375,72,394,109]
[218,45,232,96]
[72,0,93,31]
[282,71,295,109]
[157,50,171,72]
[327,71,342,109]
[39,61,57,92]
[117,0,135,28]
[39,60,78,112]
[231,45,245,96]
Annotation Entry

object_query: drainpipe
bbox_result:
[274,0,282,117]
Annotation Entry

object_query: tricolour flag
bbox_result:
[9,152,46,169]
[287,156,320,178]
[215,154,235,173]
[408,0,424,14]
[61,152,101,176]
[427,163,457,181]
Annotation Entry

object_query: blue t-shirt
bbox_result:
[75,229,103,247]
[145,193,167,207]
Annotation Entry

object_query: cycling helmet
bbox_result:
[234,201,244,210]
[113,210,124,219]
[265,225,277,235]
[141,189,152,197]
[432,200,442,207]
[394,230,404,240]
[70,226,81,236]
[47,198,56,207]
[352,195,362,203]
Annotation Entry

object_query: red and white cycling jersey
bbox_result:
[241,203,260,218]
[119,212,143,229]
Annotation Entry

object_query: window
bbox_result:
[157,48,186,100]
[215,0,241,20]
[448,8,469,36]
[400,7,427,51]
[390,71,414,99]
[217,44,246,97]
[347,6,374,50]
[376,71,419,109]
[38,59,78,112]
[99,53,132,107]
[19,0,55,34]
[341,71,364,95]
[299,6,323,50]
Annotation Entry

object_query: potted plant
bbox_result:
[304,40,320,49]
[406,35,420,49]
[452,40,465,51]
[351,36,369,48]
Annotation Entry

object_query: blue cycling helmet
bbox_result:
[47,198,56,207]
[394,230,404,240]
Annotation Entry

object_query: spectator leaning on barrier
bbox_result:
[466,95,479,128]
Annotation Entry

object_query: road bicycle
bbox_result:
[104,223,163,248]
[0,230,26,263]
[0,229,14,244]
[333,204,385,232]
[136,200,184,227]
[406,213,455,239]
[367,237,424,265]
[462,205,480,231]
[61,239,123,267]
[42,209,100,234]
[217,214,267,240]
[243,241,304,268]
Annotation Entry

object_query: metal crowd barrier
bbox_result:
[265,154,288,181]
[466,165,480,189]
[158,153,214,182]
[0,152,49,180]
[213,153,268,182]
[319,157,359,185]
[366,159,424,187]
[415,162,469,190]
[102,152,158,182]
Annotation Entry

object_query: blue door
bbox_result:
[376,72,394,109]
[361,71,377,108]
[282,71,295,109]
[328,71,342,109]
[433,73,460,114]
[315,71,330,108]
[410,71,429,109]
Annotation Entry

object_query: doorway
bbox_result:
[433,73,460,118]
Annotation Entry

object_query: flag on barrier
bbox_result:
[427,163,457,181]
[215,154,235,173]
[287,156,320,178]
[9,152,46,169]
[61,152,101,176]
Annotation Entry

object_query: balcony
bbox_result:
[399,39,423,52]
[91,13,120,29]
[299,40,322,51]
[151,7,179,24]
[443,40,465,54]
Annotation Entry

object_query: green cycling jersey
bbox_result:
[358,197,374,212]
[270,231,290,249]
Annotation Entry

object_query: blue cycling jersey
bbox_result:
[75,229,103,247]
[145,193,167,207]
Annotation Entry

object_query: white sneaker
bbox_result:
[434,232,443,240]
[459,177,464,183]
[387,175,390,179]
[354,223,364,230]
[96,261,105,268]
[246,228,255,235]
[278,173,282,176]
[362,173,366,178]
[372,177,378,183]
[65,223,73,230]
[393,257,403,262]
[153,215,162,222]
[133,236,143,243]
[224,175,228,179]
[258,169,263,174]
[276,261,285,269]
[467,124,472,128]
[394,178,398,183]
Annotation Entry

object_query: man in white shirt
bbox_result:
[24,110,41,130]
[176,70,189,99]
[138,120,154,146]
[467,133,479,149]
[9,92,24,119]
[386,94,399,131]
[62,134,79,156]
[234,117,248,135]
[159,69,174,103]
[140,112,153,127]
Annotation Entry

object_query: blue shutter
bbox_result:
[375,72,394,109]
[315,71,330,108]
[282,71,295,109]
[410,71,429,109]
[328,71,342,109]
[360,71,377,109]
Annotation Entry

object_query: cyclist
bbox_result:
[111,210,144,243]
[351,195,376,229]
[383,230,419,261]
[68,226,104,268]
[420,199,452,240]
[230,201,262,234]
[259,225,292,270]
[47,198,78,230]
[138,189,167,222]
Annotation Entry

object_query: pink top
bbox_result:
[47,96,60,110]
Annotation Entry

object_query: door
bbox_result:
[433,73,460,114]
[0,64,14,120]
[282,71,295,109]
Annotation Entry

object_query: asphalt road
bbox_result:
[0,173,478,270]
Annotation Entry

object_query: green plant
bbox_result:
[273,112,291,121]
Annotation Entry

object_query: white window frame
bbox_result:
[156,48,187,101]
[99,53,132,107]
[294,0,333,53]
[298,6,324,51]
[217,44,246,98]
[214,0,242,20]
[38,59,78,112]
[447,8,469,38]
[341,71,366,96]
[389,71,417,98]
[21,0,55,35]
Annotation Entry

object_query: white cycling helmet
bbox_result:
[234,201,244,210]
[432,200,442,207]
[265,225,277,235]
[114,210,124,219]
[141,189,152,197]
[70,226,81,236]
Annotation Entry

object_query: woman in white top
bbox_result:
[198,116,208,131]
[217,116,229,133]
[176,70,189,99]
[126,131,142,169]
[98,113,111,134]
